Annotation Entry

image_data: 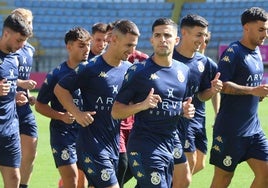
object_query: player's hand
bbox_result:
[61,112,76,124]
[211,72,222,93]
[18,79,37,90]
[74,111,97,127]
[28,95,36,106]
[16,91,28,106]
[141,88,162,110]
[0,78,10,96]
[253,84,268,97]
[182,97,195,119]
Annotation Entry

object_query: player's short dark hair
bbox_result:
[91,22,108,34]
[106,20,120,32]
[152,17,178,33]
[180,14,208,29]
[65,27,91,45]
[3,13,32,37]
[241,7,268,26]
[113,20,140,36]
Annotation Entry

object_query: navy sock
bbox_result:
[19,184,28,188]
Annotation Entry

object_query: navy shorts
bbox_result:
[183,126,207,154]
[50,124,79,168]
[127,131,174,188]
[173,132,187,165]
[19,112,38,138]
[0,132,21,168]
[210,131,268,172]
[76,139,119,187]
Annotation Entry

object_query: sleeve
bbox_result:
[57,63,88,92]
[37,71,57,104]
[115,65,138,104]
[218,45,238,82]
[199,57,218,92]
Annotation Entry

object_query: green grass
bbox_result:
[0,92,267,187]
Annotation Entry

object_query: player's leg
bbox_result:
[184,151,197,174]
[123,165,133,184]
[117,152,128,188]
[20,134,37,186]
[173,128,192,187]
[0,132,21,188]
[246,131,268,188]
[77,169,88,188]
[209,134,240,188]
[193,149,206,174]
[58,164,78,188]
[210,166,234,188]
[19,112,38,187]
[0,166,20,188]
[173,162,192,188]
[193,128,208,174]
[247,158,268,188]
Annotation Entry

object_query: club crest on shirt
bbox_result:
[197,61,205,72]
[223,155,232,167]
[101,169,110,181]
[61,149,70,160]
[151,172,161,185]
[177,70,185,82]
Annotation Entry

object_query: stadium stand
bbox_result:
[181,0,268,61]
[0,0,266,72]
[6,0,173,72]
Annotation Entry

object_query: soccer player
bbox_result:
[118,50,149,188]
[0,13,32,188]
[88,22,108,60]
[199,32,221,118]
[104,20,149,187]
[35,27,91,188]
[172,14,222,187]
[11,8,38,188]
[210,7,268,188]
[54,20,140,188]
[111,17,195,188]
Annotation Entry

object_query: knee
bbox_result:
[23,150,37,162]
[173,173,192,188]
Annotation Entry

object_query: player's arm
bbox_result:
[221,81,268,97]
[54,83,96,127]
[17,79,37,90]
[198,72,222,102]
[112,88,161,120]
[211,92,220,117]
[35,101,74,124]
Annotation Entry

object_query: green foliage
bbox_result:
[0,92,267,187]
